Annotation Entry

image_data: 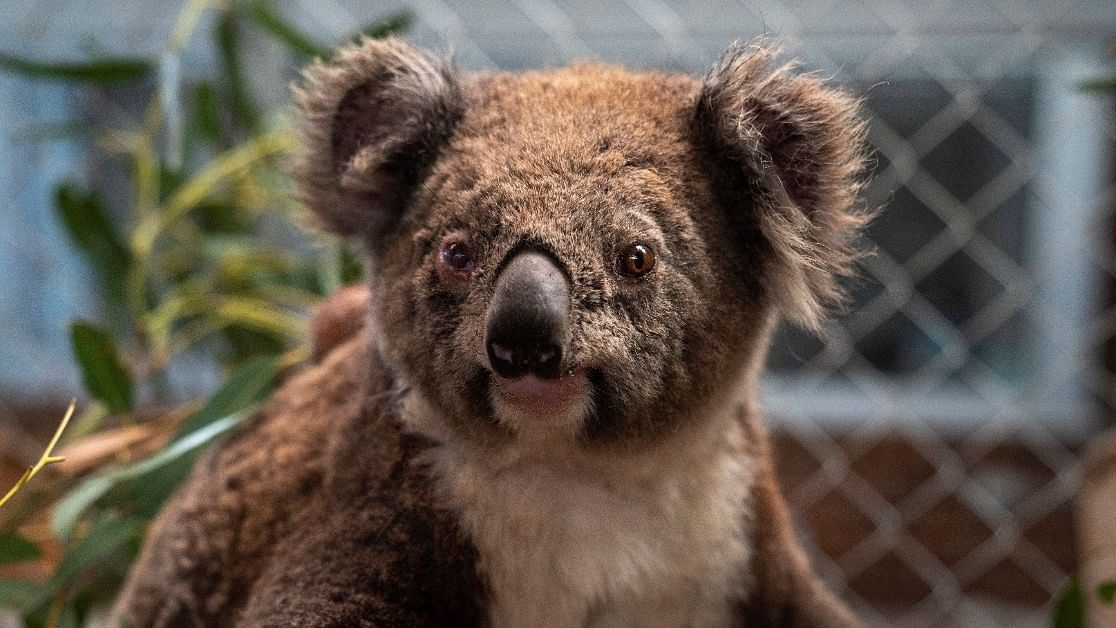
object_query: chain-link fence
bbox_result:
[2,0,1114,625]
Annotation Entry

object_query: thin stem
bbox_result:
[0,400,77,510]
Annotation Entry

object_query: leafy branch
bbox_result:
[0,0,407,623]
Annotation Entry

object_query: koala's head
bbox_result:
[293,38,866,450]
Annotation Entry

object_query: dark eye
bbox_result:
[618,243,656,278]
[439,240,475,276]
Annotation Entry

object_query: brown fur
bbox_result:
[114,37,868,626]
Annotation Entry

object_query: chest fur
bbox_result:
[422,418,756,628]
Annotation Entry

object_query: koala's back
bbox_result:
[112,325,485,626]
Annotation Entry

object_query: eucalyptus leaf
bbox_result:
[50,473,116,542]
[247,0,329,59]
[223,327,288,364]
[52,414,244,538]
[353,11,413,42]
[1079,77,1116,92]
[47,516,143,594]
[213,297,305,341]
[192,82,223,147]
[130,355,281,518]
[0,532,41,565]
[69,321,133,413]
[173,354,280,439]
[66,401,109,443]
[215,12,260,133]
[195,202,251,234]
[17,516,145,613]
[0,580,41,613]
[1052,580,1085,628]
[54,183,131,307]
[1100,580,1116,605]
[0,53,151,83]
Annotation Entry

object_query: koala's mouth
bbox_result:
[492,368,589,415]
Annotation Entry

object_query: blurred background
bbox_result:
[0,0,1114,626]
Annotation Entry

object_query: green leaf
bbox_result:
[0,533,41,565]
[339,247,365,284]
[54,183,131,306]
[0,580,41,612]
[195,202,251,234]
[1100,580,1116,605]
[127,354,283,517]
[192,82,223,147]
[52,356,278,535]
[222,327,288,365]
[158,164,187,203]
[173,354,280,439]
[50,476,114,541]
[68,321,132,413]
[212,297,305,342]
[56,606,78,628]
[246,0,329,59]
[1079,77,1116,92]
[1052,580,1085,628]
[246,3,409,61]
[47,516,142,593]
[0,53,152,83]
[352,11,413,41]
[52,413,246,538]
[216,12,261,133]
[64,401,109,444]
[17,516,143,613]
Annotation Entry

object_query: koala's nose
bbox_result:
[485,250,570,380]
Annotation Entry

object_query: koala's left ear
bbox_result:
[696,42,870,329]
[291,38,462,247]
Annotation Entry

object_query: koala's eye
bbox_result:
[618,243,656,278]
[439,240,475,277]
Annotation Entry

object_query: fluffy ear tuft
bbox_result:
[696,41,871,329]
[291,37,462,241]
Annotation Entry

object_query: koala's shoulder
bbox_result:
[186,286,388,538]
[309,284,370,363]
[113,290,395,624]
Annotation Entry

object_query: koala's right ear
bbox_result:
[292,38,462,242]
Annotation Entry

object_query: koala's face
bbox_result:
[294,40,866,449]
[376,72,745,445]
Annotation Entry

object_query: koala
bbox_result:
[112,37,868,627]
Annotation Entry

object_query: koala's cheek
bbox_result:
[568,310,630,370]
[452,313,489,374]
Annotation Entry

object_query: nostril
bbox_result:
[487,340,528,379]
[490,341,515,365]
[531,343,562,379]
[535,345,557,364]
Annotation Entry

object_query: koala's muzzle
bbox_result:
[485,250,571,380]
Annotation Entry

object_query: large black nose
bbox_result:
[485,250,570,379]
